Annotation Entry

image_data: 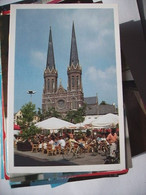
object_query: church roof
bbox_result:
[46,27,56,70]
[84,96,98,105]
[98,104,116,115]
[69,22,79,67]
[86,105,98,115]
[84,97,116,115]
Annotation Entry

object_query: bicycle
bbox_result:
[63,143,86,160]
[104,143,120,164]
[91,141,109,156]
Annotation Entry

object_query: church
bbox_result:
[42,22,116,116]
[42,23,84,115]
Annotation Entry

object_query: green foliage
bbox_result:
[17,102,36,129]
[49,107,61,118]
[65,104,86,123]
[16,102,40,140]
[37,107,61,121]
[37,107,44,121]
[20,124,41,140]
[100,101,107,105]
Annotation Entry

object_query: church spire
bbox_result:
[46,27,56,70]
[69,22,79,67]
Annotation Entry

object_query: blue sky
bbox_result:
[14,6,118,113]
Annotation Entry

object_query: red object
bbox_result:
[69,169,129,181]
[1,10,10,15]
[47,0,62,4]
[14,124,20,130]
[107,128,111,132]
[2,87,10,180]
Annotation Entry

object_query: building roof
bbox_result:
[86,105,98,115]
[85,104,116,116]
[98,104,116,115]
[84,97,116,115]
[46,27,56,70]
[84,96,98,115]
[69,22,79,67]
[84,96,98,105]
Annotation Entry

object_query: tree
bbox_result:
[49,107,61,118]
[17,102,41,140]
[65,104,86,124]
[100,101,107,105]
[37,107,44,122]
[65,110,76,123]
[20,124,41,141]
[37,107,61,121]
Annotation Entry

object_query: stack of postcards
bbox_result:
[0,0,132,189]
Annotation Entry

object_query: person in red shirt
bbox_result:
[106,128,118,158]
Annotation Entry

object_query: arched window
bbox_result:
[48,79,50,91]
[77,76,79,88]
[69,76,71,90]
[71,98,76,109]
[52,79,54,92]
[72,76,75,88]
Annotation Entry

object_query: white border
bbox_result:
[7,3,125,174]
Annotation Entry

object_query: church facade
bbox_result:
[42,23,84,115]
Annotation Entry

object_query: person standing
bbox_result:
[106,128,118,158]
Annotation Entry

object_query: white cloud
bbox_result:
[83,65,117,104]
[85,65,116,82]
[30,50,46,68]
[53,8,115,62]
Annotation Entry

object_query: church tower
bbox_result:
[67,22,84,110]
[42,27,58,111]
[42,23,84,114]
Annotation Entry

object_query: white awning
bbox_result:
[35,117,75,130]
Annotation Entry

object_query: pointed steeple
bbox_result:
[69,22,79,67]
[46,27,56,70]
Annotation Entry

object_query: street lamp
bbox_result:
[27,90,36,102]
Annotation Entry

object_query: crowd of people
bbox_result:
[14,128,119,159]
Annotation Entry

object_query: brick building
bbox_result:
[42,22,116,116]
[42,23,84,115]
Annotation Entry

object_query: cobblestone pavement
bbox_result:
[14,149,106,166]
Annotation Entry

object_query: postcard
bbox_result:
[0,40,4,179]
[7,3,125,173]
